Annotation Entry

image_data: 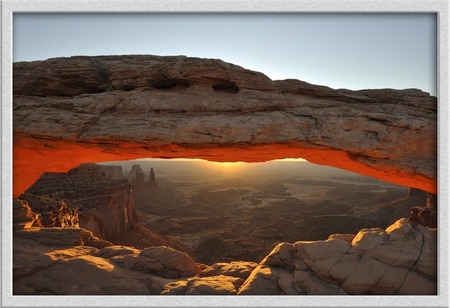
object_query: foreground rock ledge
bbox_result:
[13,55,437,196]
[14,215,436,295]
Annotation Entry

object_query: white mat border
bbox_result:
[1,1,448,307]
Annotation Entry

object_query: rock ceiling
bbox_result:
[13,55,437,196]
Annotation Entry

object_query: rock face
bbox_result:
[238,218,436,295]
[127,165,181,215]
[20,164,138,242]
[127,164,158,188]
[149,168,158,187]
[127,164,146,187]
[15,195,79,229]
[13,226,199,295]
[13,199,42,230]
[13,217,435,295]
[13,55,437,196]
[99,165,124,180]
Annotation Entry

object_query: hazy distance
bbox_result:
[96,157,414,264]
[98,158,400,188]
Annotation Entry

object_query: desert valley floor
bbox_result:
[119,160,419,264]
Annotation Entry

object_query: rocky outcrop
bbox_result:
[20,164,138,242]
[127,164,158,188]
[127,164,146,187]
[98,165,123,180]
[13,199,42,230]
[13,55,437,196]
[15,196,79,228]
[13,227,197,295]
[161,261,260,294]
[13,218,435,295]
[409,206,437,228]
[124,246,201,279]
[149,168,158,187]
[162,275,244,295]
[238,218,436,295]
[198,261,258,280]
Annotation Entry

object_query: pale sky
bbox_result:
[13,13,437,95]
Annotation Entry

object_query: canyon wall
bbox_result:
[13,55,437,196]
[100,165,124,180]
[20,164,138,242]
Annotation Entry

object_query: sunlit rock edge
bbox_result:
[13,200,436,295]
[13,55,437,196]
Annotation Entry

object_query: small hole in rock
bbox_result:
[120,84,136,92]
[212,82,240,94]
[152,78,190,91]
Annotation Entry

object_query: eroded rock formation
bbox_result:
[13,55,437,196]
[238,218,436,295]
[127,164,146,187]
[149,168,158,187]
[13,216,436,295]
[13,200,42,230]
[11,55,438,296]
[20,164,137,241]
[127,164,159,188]
[99,165,124,180]
[13,226,198,295]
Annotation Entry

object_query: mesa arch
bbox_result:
[13,55,437,197]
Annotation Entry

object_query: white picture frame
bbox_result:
[1,0,448,307]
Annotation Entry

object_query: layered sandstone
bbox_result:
[13,55,437,196]
[238,218,436,295]
[13,216,436,295]
[13,227,199,295]
[99,165,124,180]
[20,164,138,241]
[13,199,42,230]
[127,164,146,187]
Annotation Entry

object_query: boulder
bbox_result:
[198,261,258,280]
[126,246,201,279]
[14,255,167,295]
[13,229,196,295]
[162,275,243,295]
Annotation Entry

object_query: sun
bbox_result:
[217,162,241,167]
[206,161,245,173]
[210,161,244,168]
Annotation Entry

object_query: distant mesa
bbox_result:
[127,164,158,188]
[126,164,176,216]
[128,164,146,187]
[100,165,124,180]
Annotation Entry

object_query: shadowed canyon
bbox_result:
[12,55,437,295]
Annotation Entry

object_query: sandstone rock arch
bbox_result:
[13,55,437,197]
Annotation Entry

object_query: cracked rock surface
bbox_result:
[238,218,436,295]
[13,204,436,295]
[13,55,436,196]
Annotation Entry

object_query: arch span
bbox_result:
[13,55,437,197]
